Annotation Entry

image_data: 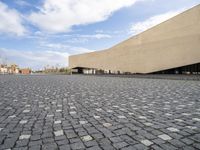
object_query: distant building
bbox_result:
[69,5,200,75]
[0,64,32,75]
[0,65,8,74]
[0,64,20,74]
[20,68,31,75]
[7,64,20,74]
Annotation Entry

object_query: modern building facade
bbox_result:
[69,5,200,74]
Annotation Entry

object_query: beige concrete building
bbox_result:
[69,5,200,74]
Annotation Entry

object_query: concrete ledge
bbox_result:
[80,74,200,81]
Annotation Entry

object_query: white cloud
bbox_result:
[66,38,89,44]
[66,33,112,43]
[15,0,31,7]
[0,48,70,70]
[130,9,186,35]
[40,42,93,54]
[0,2,26,36]
[80,34,112,39]
[29,0,140,33]
[0,42,93,69]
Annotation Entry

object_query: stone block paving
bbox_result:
[0,75,200,150]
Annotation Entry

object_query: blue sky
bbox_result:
[0,0,199,70]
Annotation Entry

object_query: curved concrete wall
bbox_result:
[69,5,200,74]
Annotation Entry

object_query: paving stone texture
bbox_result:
[0,75,200,150]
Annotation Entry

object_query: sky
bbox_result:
[0,0,199,70]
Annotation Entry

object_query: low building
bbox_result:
[0,64,31,75]
[20,68,31,75]
[7,64,20,74]
[0,65,8,74]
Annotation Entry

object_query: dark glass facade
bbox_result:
[153,63,200,74]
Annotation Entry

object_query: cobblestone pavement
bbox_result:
[0,75,200,150]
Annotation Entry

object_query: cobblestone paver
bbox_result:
[0,75,200,150]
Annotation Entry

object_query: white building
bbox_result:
[0,65,8,74]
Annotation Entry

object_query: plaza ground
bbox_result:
[0,75,200,150]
